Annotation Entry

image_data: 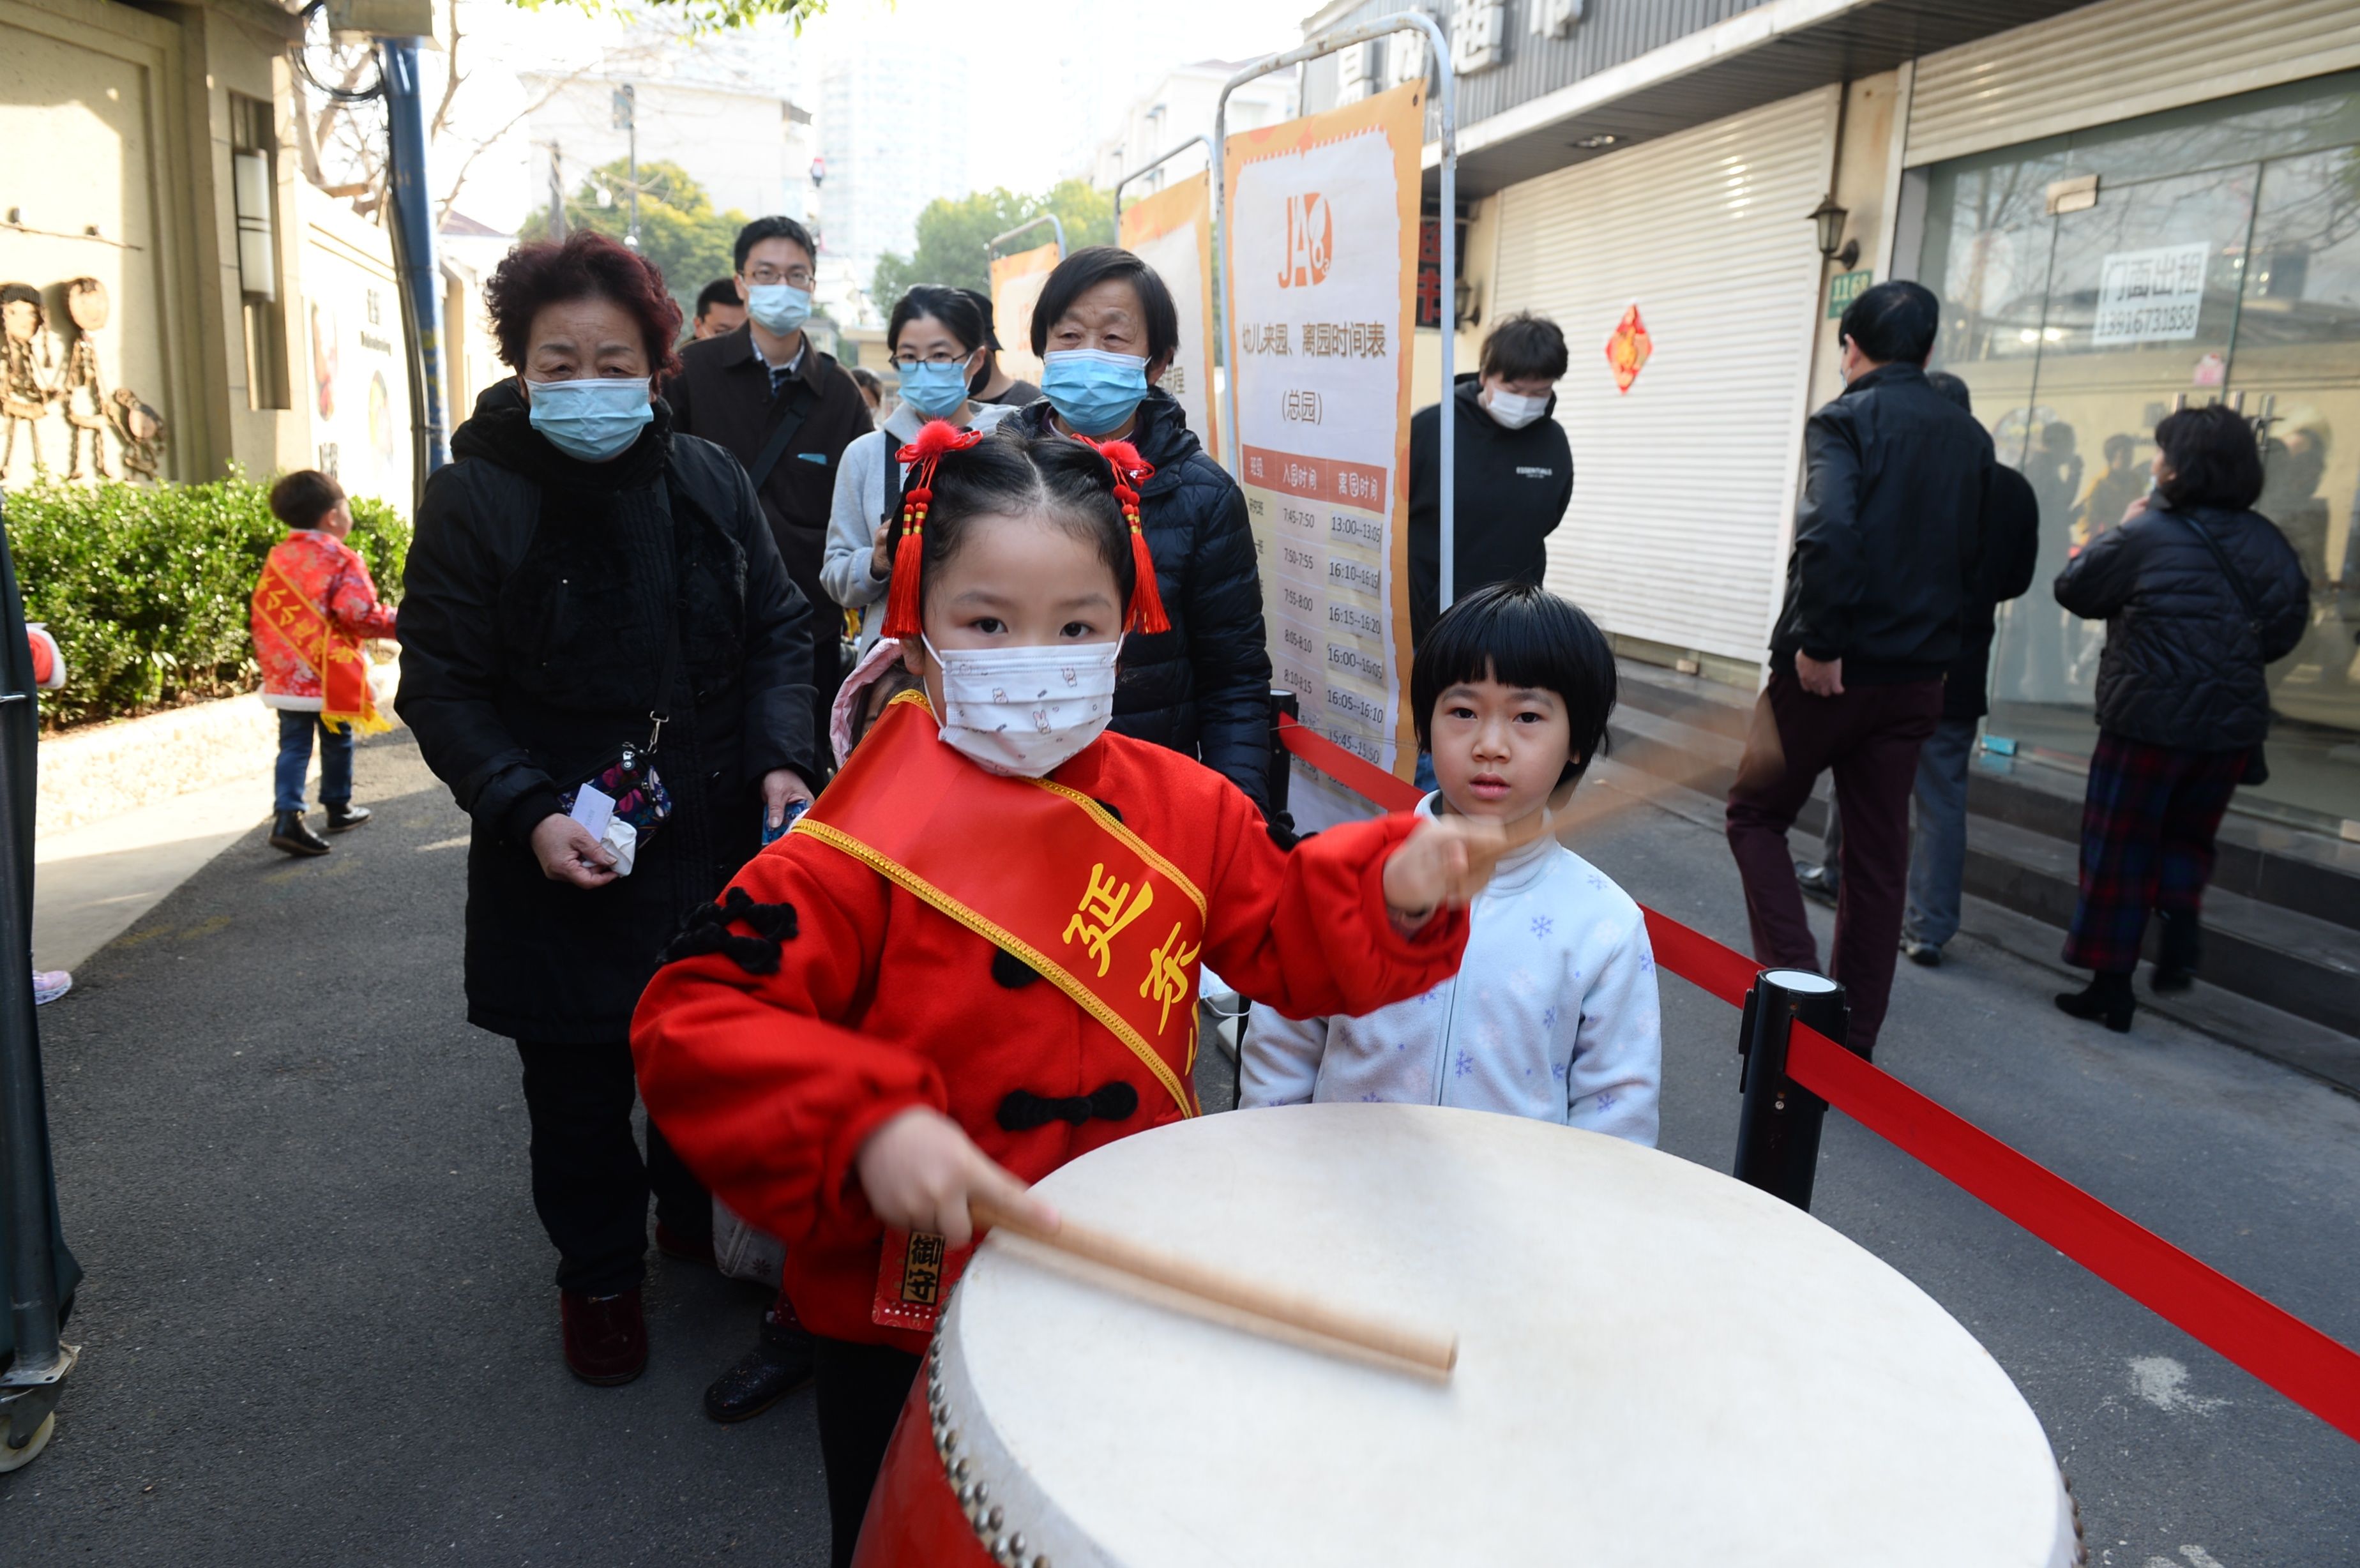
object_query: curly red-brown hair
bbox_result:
[485,230,684,380]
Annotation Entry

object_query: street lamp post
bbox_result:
[614,83,639,250]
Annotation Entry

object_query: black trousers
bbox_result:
[514,1039,707,1297]
[813,1336,925,1568]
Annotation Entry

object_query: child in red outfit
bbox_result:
[251,471,398,857]
[632,423,1509,1568]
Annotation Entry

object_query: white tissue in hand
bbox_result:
[601,816,638,877]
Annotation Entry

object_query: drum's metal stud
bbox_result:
[993,1540,1016,1566]
[1030,1555,1050,1568]
[1007,1533,1026,1557]
[974,1482,990,1505]
[944,1430,959,1454]
[986,1505,1003,1530]
[952,1457,971,1482]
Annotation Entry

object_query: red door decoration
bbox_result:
[1605,305,1653,394]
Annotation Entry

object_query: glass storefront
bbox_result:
[1920,72,2360,831]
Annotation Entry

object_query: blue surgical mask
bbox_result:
[745,283,811,337]
[526,377,653,462]
[895,359,974,421]
[1041,349,1149,437]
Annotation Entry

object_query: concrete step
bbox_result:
[1614,659,2360,934]
[1579,755,2360,1097]
[1605,669,2360,1039]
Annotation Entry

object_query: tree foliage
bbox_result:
[506,0,827,36]
[871,180,1116,308]
[517,158,749,319]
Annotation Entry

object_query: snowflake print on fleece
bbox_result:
[1242,793,1662,1145]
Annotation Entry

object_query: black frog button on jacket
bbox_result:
[1405,374,1575,649]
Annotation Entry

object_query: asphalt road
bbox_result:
[4,729,2356,1566]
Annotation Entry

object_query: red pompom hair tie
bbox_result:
[1080,437,1169,635]
[879,420,986,640]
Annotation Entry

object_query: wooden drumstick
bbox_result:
[969,1195,1458,1373]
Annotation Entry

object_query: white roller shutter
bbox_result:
[1493,87,1833,665]
[1907,0,2360,168]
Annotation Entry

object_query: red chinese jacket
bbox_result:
[250,529,398,720]
[632,698,1467,1350]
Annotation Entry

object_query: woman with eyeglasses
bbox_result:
[821,286,1024,657]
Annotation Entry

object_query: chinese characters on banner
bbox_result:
[1225,80,1424,822]
[1118,172,1220,454]
[988,241,1061,384]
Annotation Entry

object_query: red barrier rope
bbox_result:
[1273,712,2360,1442]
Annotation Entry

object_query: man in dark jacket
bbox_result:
[663,216,872,718]
[1405,312,1575,650]
[1725,280,1991,1055]
[1797,371,2039,967]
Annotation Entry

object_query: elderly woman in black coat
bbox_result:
[2051,403,2308,1032]
[397,231,819,1383]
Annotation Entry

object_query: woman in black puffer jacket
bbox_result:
[2050,403,2308,1031]
[1015,246,1273,813]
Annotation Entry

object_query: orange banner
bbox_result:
[1118,171,1219,454]
[987,241,1061,386]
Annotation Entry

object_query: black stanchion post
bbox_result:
[1733,969,1850,1211]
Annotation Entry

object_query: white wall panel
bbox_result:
[1908,0,2360,168]
[1493,87,1833,663]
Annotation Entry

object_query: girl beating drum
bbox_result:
[631,421,1517,1566]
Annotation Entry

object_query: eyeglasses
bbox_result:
[744,266,815,288]
[891,349,974,368]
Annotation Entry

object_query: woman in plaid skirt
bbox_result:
[2050,404,2309,1032]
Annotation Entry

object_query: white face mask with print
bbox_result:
[924,635,1123,778]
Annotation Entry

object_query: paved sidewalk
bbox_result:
[6,730,2356,1565]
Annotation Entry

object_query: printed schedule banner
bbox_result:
[1118,172,1219,455]
[1224,80,1423,821]
[988,241,1061,384]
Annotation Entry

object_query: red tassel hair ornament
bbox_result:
[1080,437,1169,635]
[879,419,985,640]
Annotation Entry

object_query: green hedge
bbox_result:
[3,473,409,731]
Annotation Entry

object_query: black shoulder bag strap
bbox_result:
[743,379,812,493]
[2172,508,2273,784]
[644,476,689,756]
[2174,510,2267,640]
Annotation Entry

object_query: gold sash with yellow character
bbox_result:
[792,690,1205,1119]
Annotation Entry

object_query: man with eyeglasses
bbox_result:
[668,216,874,716]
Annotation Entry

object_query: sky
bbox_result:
[423,0,1310,232]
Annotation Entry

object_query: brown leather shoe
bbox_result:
[561,1288,647,1385]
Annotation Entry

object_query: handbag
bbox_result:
[2170,509,2272,786]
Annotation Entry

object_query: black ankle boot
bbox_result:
[702,1309,815,1424]
[2151,910,2200,993]
[2056,970,2135,1033]
[268,810,331,857]
[325,802,372,832]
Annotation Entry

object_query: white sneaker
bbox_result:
[32,969,71,1006]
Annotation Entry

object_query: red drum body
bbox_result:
[855,1104,2082,1568]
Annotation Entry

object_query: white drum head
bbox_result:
[934,1104,2076,1568]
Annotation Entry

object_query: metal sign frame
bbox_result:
[1213,12,1460,605]
[984,213,1069,264]
[1111,134,1214,225]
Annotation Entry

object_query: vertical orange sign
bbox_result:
[1224,80,1425,804]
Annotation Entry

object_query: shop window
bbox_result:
[1918,70,2360,831]
[231,93,291,411]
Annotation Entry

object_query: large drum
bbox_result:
[856,1104,2082,1567]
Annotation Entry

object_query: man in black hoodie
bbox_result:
[1725,281,1990,1056]
[1406,312,1576,650]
